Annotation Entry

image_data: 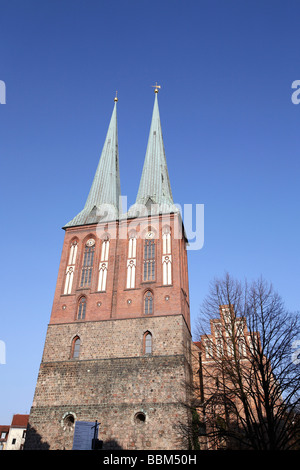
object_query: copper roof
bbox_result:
[65,98,121,227]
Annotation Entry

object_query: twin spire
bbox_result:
[65,88,175,228]
[135,90,173,208]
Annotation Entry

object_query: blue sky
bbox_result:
[0,0,299,424]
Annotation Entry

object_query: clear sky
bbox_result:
[0,0,299,424]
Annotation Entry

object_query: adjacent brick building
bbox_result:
[25,89,193,450]
[190,305,263,449]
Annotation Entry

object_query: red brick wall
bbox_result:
[50,213,190,329]
[25,212,193,450]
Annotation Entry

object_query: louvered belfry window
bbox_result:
[80,239,95,287]
[143,236,155,281]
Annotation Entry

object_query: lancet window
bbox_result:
[162,227,172,285]
[71,336,81,359]
[77,297,86,320]
[64,240,78,294]
[205,339,213,359]
[143,233,155,281]
[98,237,110,292]
[143,331,152,355]
[126,233,137,289]
[144,291,153,315]
[80,239,95,288]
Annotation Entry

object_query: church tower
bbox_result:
[25,89,192,450]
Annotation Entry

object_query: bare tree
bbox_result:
[193,273,300,450]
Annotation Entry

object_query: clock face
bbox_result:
[146,231,154,239]
[86,239,95,247]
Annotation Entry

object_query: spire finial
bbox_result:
[114,90,118,102]
[152,82,161,93]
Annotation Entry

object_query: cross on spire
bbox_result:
[152,82,161,93]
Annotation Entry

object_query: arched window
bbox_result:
[216,339,224,357]
[100,237,110,262]
[71,336,80,359]
[126,233,137,289]
[162,227,171,255]
[80,239,95,288]
[144,291,153,315]
[143,233,155,281]
[238,338,246,357]
[98,237,110,291]
[205,339,213,359]
[162,255,172,286]
[162,227,172,285]
[64,240,78,294]
[68,240,78,265]
[77,297,86,320]
[143,332,152,354]
[226,337,234,357]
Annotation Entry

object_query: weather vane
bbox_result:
[152,82,161,93]
[114,90,118,102]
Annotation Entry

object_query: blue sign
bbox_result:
[72,421,97,450]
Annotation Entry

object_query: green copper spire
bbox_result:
[135,89,174,208]
[126,86,177,219]
[65,96,121,227]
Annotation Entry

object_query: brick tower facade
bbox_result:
[25,90,192,450]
